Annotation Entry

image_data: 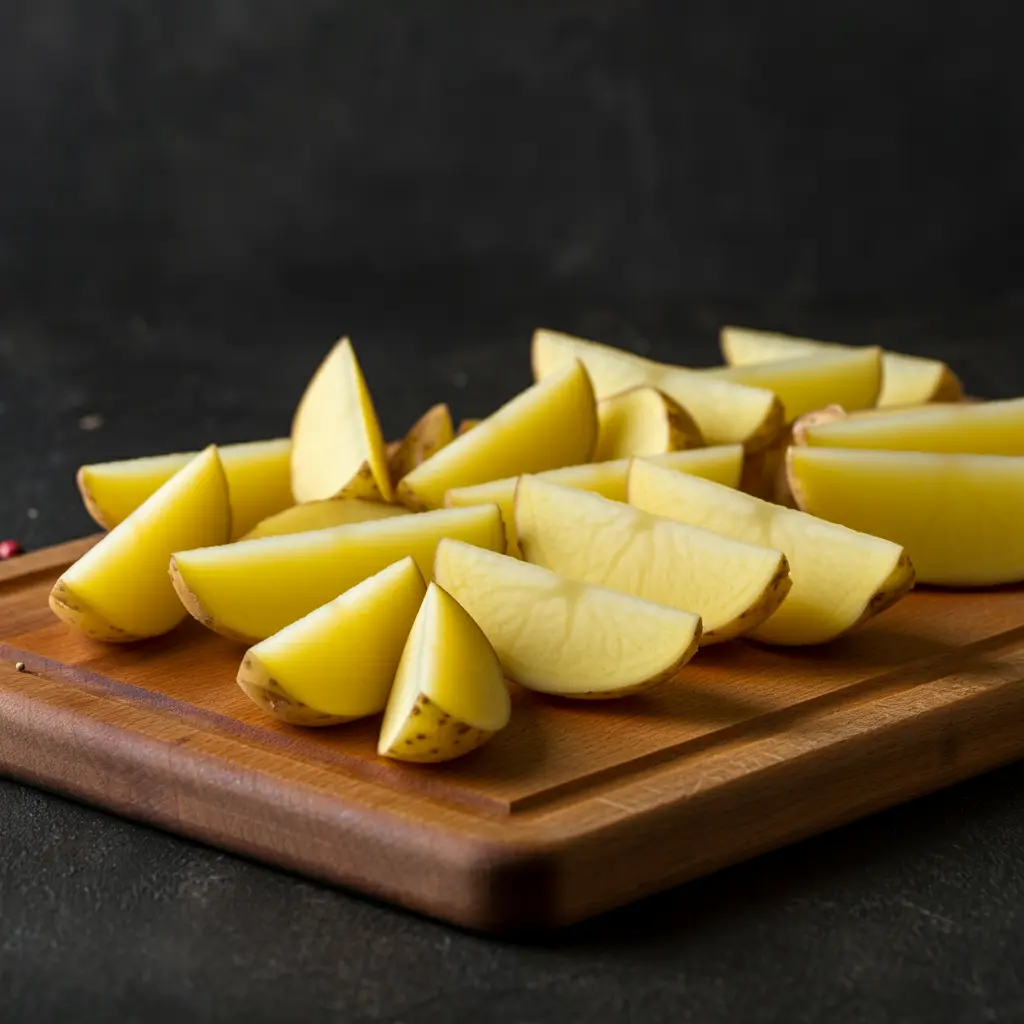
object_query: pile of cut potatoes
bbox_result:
[49,325,1024,764]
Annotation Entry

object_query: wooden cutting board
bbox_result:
[3,536,1024,932]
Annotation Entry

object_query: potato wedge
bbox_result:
[237,558,426,726]
[787,447,1024,586]
[593,387,702,461]
[531,328,783,450]
[444,446,744,556]
[395,360,597,510]
[243,498,408,541]
[388,403,454,483]
[515,477,791,643]
[52,446,231,641]
[456,418,481,436]
[628,462,914,645]
[434,540,701,697]
[291,338,393,503]
[720,326,963,407]
[171,504,504,644]
[378,583,510,763]
[792,397,1024,455]
[702,347,883,421]
[77,438,292,540]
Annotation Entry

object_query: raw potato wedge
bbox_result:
[792,397,1024,455]
[701,347,884,421]
[170,504,505,644]
[787,447,1024,586]
[378,583,510,763]
[77,438,292,540]
[515,477,791,643]
[593,387,703,461]
[628,463,914,645]
[237,558,426,726]
[395,360,597,510]
[445,446,744,556]
[720,326,964,408]
[244,498,407,540]
[434,540,701,697]
[388,403,454,483]
[531,328,783,450]
[52,446,231,641]
[291,338,393,503]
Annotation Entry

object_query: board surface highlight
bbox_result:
[2,537,1024,931]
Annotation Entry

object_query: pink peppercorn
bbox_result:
[0,539,23,560]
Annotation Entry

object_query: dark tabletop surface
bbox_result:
[3,295,1024,1024]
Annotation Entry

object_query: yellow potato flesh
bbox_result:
[796,397,1024,455]
[388,403,454,483]
[170,504,505,644]
[531,328,783,450]
[702,347,883,421]
[378,583,510,762]
[290,337,393,503]
[237,557,426,724]
[593,386,702,461]
[444,446,744,556]
[52,446,231,640]
[77,438,292,540]
[787,447,1024,586]
[628,462,913,645]
[720,326,963,407]
[515,477,790,643]
[434,540,701,696]
[243,498,407,540]
[395,360,597,510]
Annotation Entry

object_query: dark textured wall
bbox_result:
[1,0,1021,311]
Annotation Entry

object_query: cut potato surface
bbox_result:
[444,446,743,556]
[290,338,393,503]
[52,446,231,641]
[378,583,510,763]
[237,558,426,726]
[77,438,292,540]
[720,326,963,408]
[787,447,1024,586]
[701,347,883,421]
[388,403,454,483]
[531,329,783,450]
[793,398,1024,456]
[628,463,913,645]
[434,540,701,697]
[171,503,505,644]
[396,360,597,510]
[243,498,407,540]
[515,477,790,643]
[593,386,702,461]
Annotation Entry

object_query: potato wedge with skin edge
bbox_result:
[290,337,393,504]
[378,583,510,763]
[593,387,703,462]
[720,325,964,408]
[628,462,915,646]
[434,539,702,697]
[52,446,231,641]
[243,498,407,541]
[700,347,883,422]
[236,557,427,727]
[77,438,292,540]
[531,328,783,451]
[786,446,1024,587]
[170,503,505,645]
[388,403,454,484]
[514,476,791,644]
[396,360,597,511]
[456,418,481,437]
[792,397,1024,456]
[444,446,744,557]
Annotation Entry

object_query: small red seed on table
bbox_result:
[0,539,23,559]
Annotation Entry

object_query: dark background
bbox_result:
[3,2,1024,1022]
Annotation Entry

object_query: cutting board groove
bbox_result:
[2,536,1023,931]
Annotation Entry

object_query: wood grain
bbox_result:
[1,536,1023,931]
